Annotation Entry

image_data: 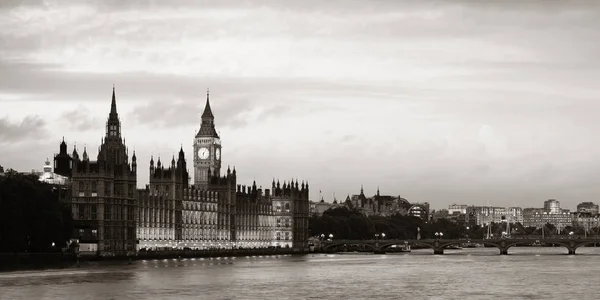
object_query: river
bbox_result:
[1,247,599,300]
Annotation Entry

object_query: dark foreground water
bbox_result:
[1,247,600,300]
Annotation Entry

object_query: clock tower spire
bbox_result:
[193,89,222,189]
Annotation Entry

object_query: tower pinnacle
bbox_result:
[201,88,214,119]
[110,85,117,116]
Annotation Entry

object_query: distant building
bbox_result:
[38,158,69,185]
[310,198,333,217]
[507,207,523,224]
[53,87,138,256]
[0,165,4,176]
[466,206,508,226]
[571,212,600,231]
[409,202,430,220]
[577,202,599,214]
[347,186,423,219]
[544,199,561,214]
[43,88,312,254]
[522,200,572,230]
[431,209,449,221]
[448,204,468,215]
[137,92,309,250]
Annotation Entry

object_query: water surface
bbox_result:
[1,247,598,300]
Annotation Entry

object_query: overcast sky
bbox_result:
[1,0,600,209]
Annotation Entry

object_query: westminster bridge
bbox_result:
[321,236,600,255]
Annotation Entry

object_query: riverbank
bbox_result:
[0,248,310,272]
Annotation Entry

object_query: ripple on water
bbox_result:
[1,248,600,300]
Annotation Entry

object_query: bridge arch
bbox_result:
[573,240,600,250]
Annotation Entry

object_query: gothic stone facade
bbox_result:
[54,88,137,256]
[137,93,310,250]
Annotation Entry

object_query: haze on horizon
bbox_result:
[1,0,599,210]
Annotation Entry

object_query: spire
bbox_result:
[201,88,214,119]
[59,137,67,153]
[361,184,364,194]
[110,84,117,116]
[82,145,88,161]
[196,89,219,138]
[72,144,79,160]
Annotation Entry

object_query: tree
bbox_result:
[0,172,73,253]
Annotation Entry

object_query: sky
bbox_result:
[1,0,600,210]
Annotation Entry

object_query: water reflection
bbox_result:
[1,248,599,300]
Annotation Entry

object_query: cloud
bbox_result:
[127,95,297,130]
[59,105,103,132]
[1,0,600,209]
[0,115,46,143]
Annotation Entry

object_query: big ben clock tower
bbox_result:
[193,90,222,189]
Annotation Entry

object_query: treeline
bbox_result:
[0,170,73,253]
[309,207,597,240]
[309,207,466,240]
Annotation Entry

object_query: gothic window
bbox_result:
[78,204,85,220]
[105,205,111,220]
[91,181,97,192]
[78,181,84,191]
[285,203,290,212]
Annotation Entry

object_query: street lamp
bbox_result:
[329,233,333,240]
[375,233,380,240]
[569,231,574,239]
[381,233,386,240]
[434,232,443,239]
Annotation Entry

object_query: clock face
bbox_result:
[215,148,221,160]
[197,147,209,159]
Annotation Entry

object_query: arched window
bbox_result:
[285,203,290,212]
[78,181,84,191]
[91,181,97,192]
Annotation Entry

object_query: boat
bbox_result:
[389,243,411,253]
[445,245,463,250]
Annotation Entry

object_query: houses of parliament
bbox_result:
[53,87,310,256]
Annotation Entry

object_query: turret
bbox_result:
[157,157,162,169]
[132,151,137,172]
[150,155,155,173]
[178,146,185,162]
[59,137,67,154]
[72,145,79,161]
[82,146,89,161]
